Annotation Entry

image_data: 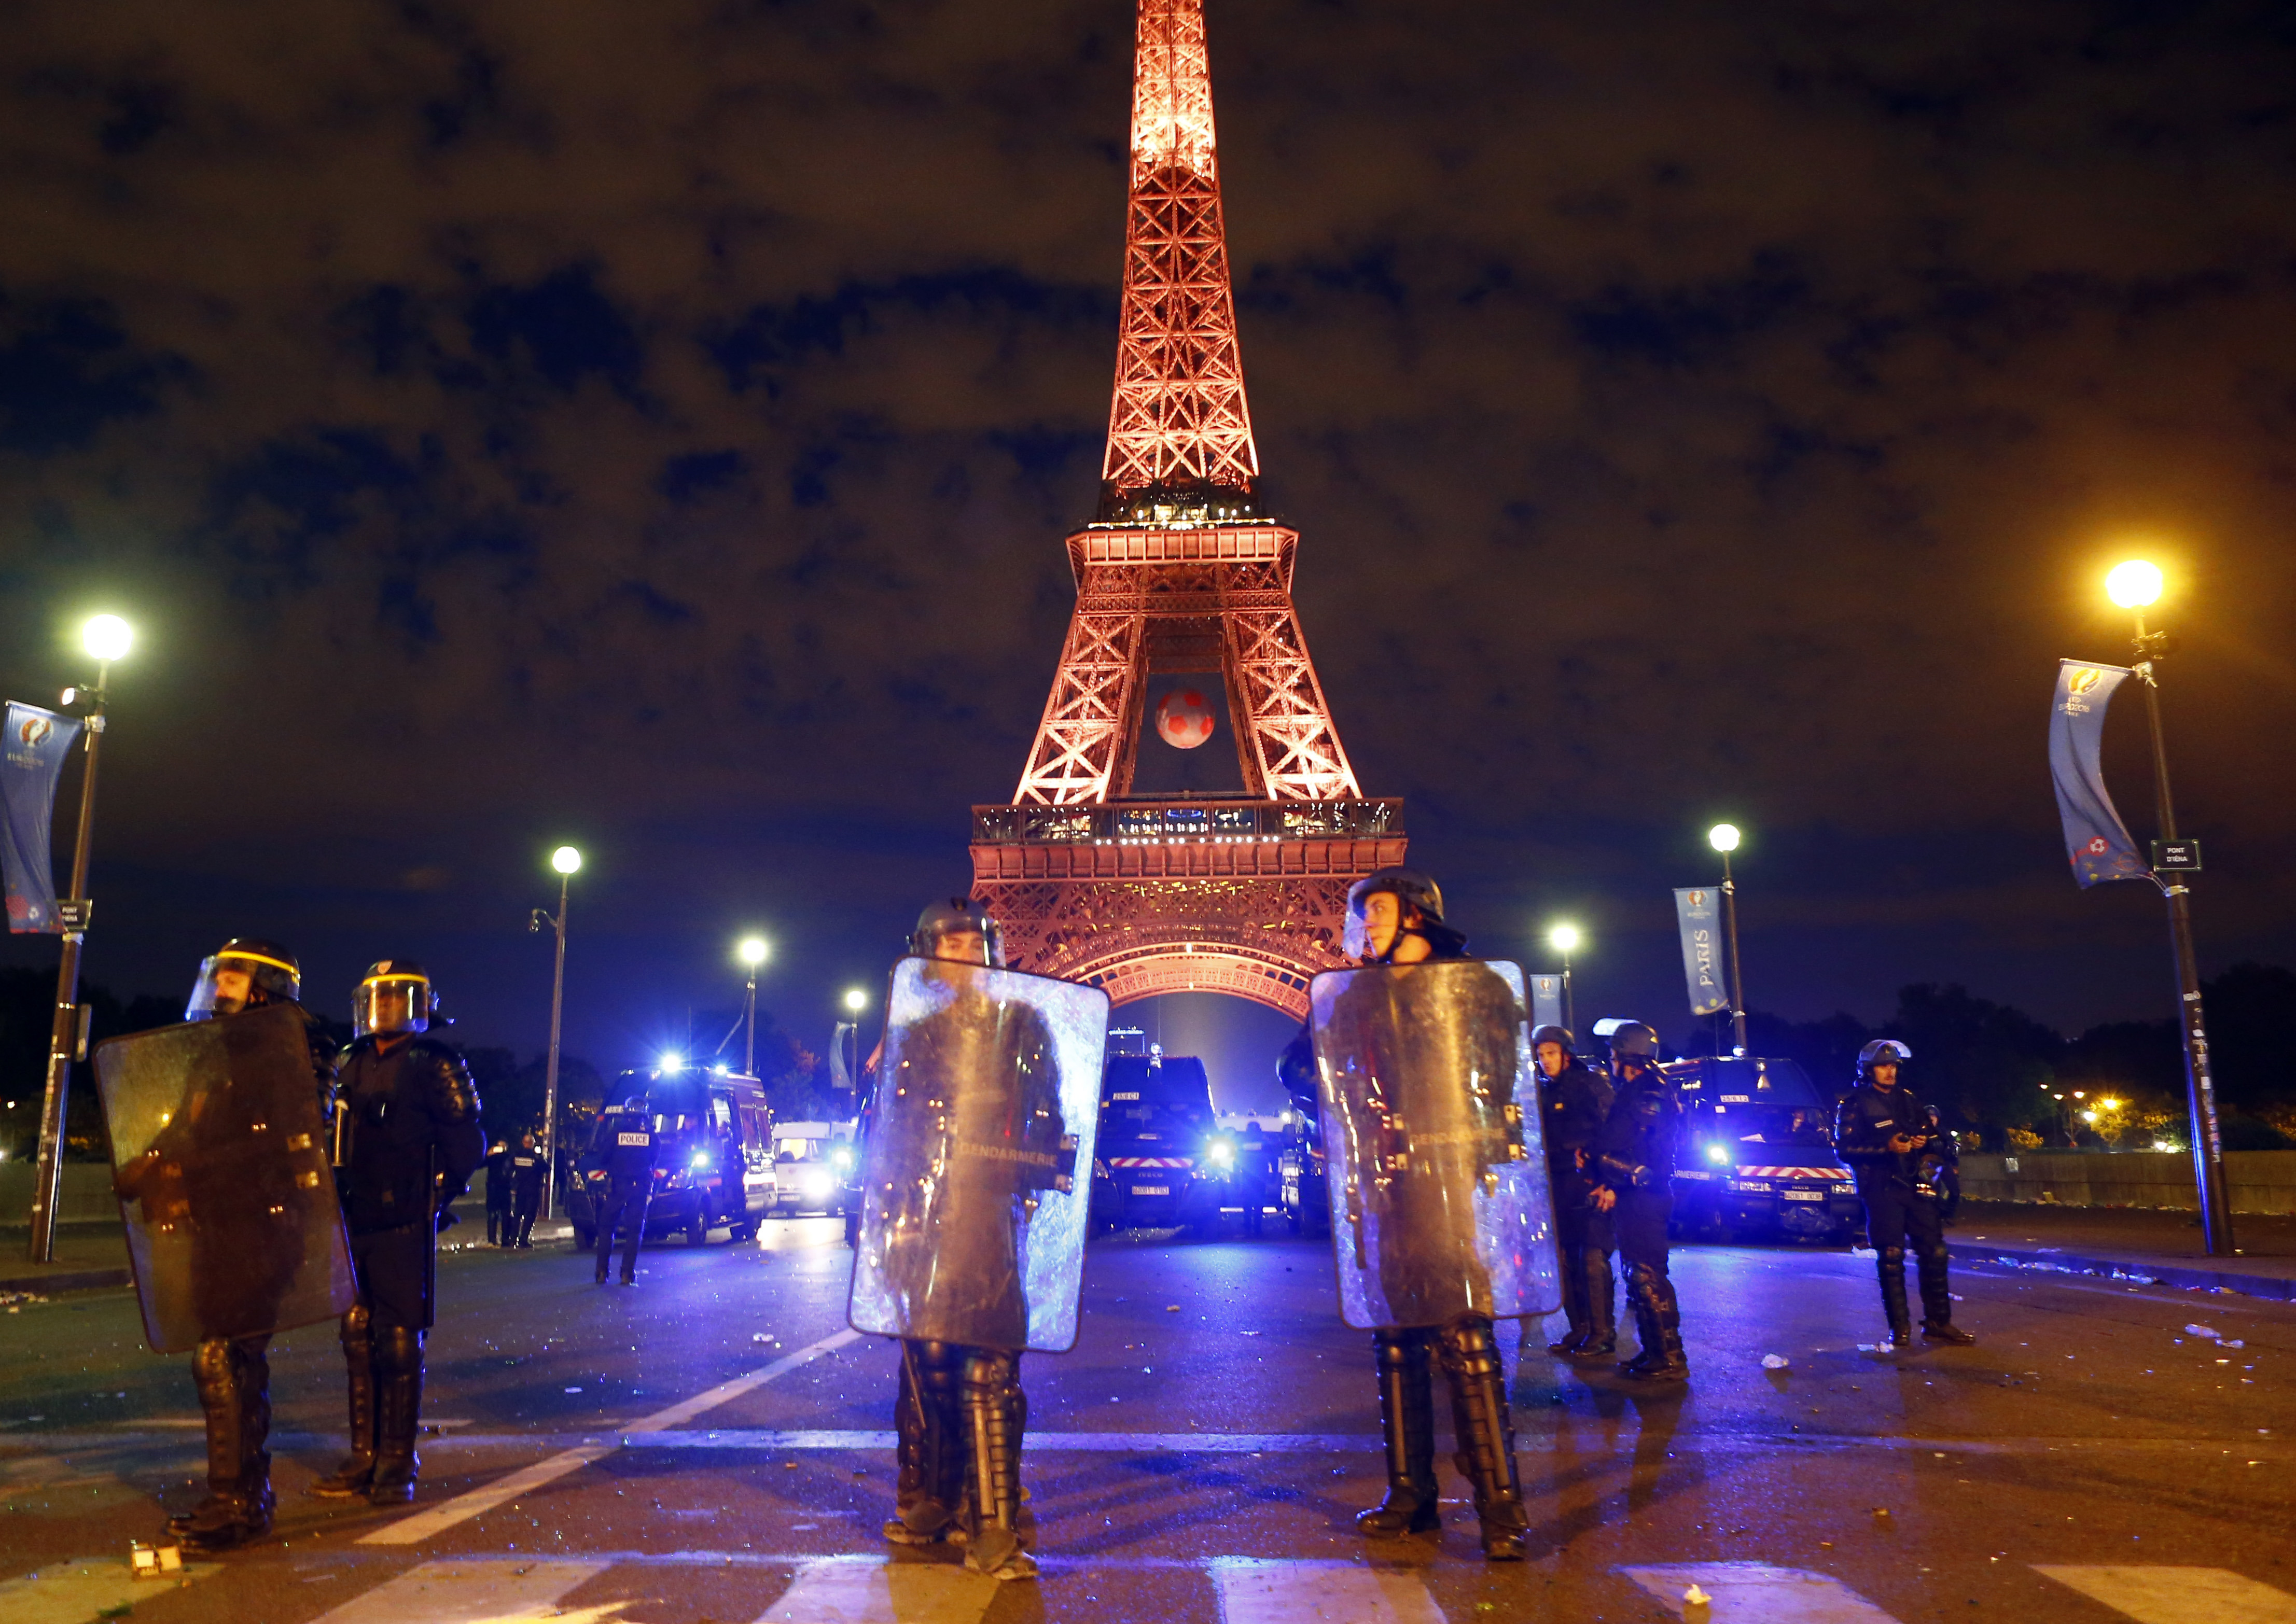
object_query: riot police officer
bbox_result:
[509,1130,546,1248]
[157,940,338,1553]
[310,960,485,1506]
[875,896,1053,1583]
[590,1097,659,1283]
[1338,869,1530,1562]
[483,1141,513,1245]
[1536,1025,1616,1359]
[1588,1021,1687,1381]
[1834,1040,1976,1348]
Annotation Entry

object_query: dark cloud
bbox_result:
[1,0,2292,1076]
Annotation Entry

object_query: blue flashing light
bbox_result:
[659,1052,686,1074]
[1704,1143,1730,1166]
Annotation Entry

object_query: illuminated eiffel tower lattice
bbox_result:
[970,0,1404,1017]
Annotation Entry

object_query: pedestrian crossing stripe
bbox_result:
[2036,1565,2296,1624]
[1210,1559,1444,1624]
[759,1557,999,1624]
[0,1558,221,1624]
[1625,1563,1896,1621]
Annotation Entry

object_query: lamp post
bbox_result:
[2105,558,2233,1255]
[1708,823,1749,1057]
[26,614,131,1264]
[1547,923,1580,1038]
[535,845,580,1221]
[737,936,771,1077]
[839,987,868,1100]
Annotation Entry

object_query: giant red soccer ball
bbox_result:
[1154,688,1217,749]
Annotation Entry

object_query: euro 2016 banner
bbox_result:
[1672,888,1729,1017]
[2048,661,2149,888]
[1,702,82,934]
[1530,975,1564,1031]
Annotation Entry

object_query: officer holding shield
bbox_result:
[1835,1041,1976,1348]
[1535,1025,1616,1359]
[126,941,338,1553]
[310,960,484,1506]
[862,897,1084,1583]
[1322,869,1534,1562]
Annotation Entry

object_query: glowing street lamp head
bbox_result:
[737,935,770,969]
[1708,823,1742,855]
[2105,559,2163,610]
[1549,923,1581,955]
[842,987,868,1014]
[551,846,582,876]
[82,614,133,663]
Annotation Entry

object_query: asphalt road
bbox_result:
[3,1219,2291,1623]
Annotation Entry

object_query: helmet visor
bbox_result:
[185,949,300,1021]
[354,973,431,1038]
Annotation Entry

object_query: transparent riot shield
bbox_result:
[847,957,1109,1353]
[94,1003,353,1355]
[1310,958,1559,1330]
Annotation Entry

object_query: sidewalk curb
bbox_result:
[0,1266,132,1295]
[1950,1240,2296,1304]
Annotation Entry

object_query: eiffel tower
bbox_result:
[971,0,1404,1018]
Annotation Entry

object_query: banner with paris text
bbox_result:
[1672,887,1730,1017]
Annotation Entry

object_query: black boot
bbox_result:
[1568,1249,1617,1360]
[1547,1236,1594,1355]
[1619,1267,1688,1382]
[173,1336,272,1552]
[1917,1248,1976,1343]
[1878,1248,1915,1349]
[885,1342,964,1546]
[961,1350,1036,1581]
[1440,1320,1528,1560]
[367,1326,424,1505]
[310,1307,378,1498]
[1356,1331,1440,1535]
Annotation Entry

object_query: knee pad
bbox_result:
[1625,1262,1661,1294]
[1373,1332,1423,1374]
[1919,1244,1951,1267]
[373,1326,424,1379]
[192,1338,234,1394]
[340,1303,372,1352]
[1880,1247,1905,1267]
[959,1350,1017,1401]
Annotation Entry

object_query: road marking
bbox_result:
[0,1558,222,1624]
[1624,1563,1896,1621]
[311,1558,613,1622]
[359,1329,862,1546]
[1210,1558,1445,1624]
[2035,1566,2296,1623]
[618,1430,1381,1452]
[754,1556,999,1624]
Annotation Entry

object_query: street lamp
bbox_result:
[27,615,131,1263]
[843,987,868,1015]
[533,844,581,1221]
[837,987,870,1102]
[1547,923,1581,1038]
[2103,557,2234,1254]
[1707,823,1749,1057]
[736,936,770,1077]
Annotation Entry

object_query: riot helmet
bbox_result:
[1343,866,1467,962]
[1605,1020,1661,1062]
[909,896,1005,968]
[1528,1024,1574,1052]
[353,958,440,1038]
[1858,1039,1911,1080]
[185,938,301,1021]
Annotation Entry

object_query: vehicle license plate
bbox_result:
[1781,1189,1824,1201]
[1132,1185,1169,1197]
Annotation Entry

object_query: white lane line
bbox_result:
[2035,1566,2296,1624]
[1623,1563,1897,1622]
[617,1430,1377,1452]
[1211,1558,1445,1624]
[0,1559,222,1624]
[359,1328,862,1546]
[754,1556,999,1624]
[311,1558,611,1622]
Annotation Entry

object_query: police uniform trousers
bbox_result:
[511,1184,542,1247]
[1858,1176,1951,1332]
[314,1222,433,1502]
[892,1340,1031,1567]
[593,1177,652,1281]
[1550,1170,1615,1350]
[1358,1319,1527,1555]
[171,1333,275,1545]
[1611,1188,1682,1369]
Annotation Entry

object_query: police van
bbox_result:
[1090,1048,1225,1231]
[1663,1055,1858,1243]
[567,1063,776,1248]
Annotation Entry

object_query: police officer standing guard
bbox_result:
[155,940,339,1553]
[311,961,485,1506]
[590,1096,658,1284]
[1834,1040,1977,1349]
[483,1140,513,1245]
[1587,1021,1688,1382]
[509,1130,547,1248]
[1536,1026,1616,1360]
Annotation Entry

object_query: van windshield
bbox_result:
[1102,1056,1213,1136]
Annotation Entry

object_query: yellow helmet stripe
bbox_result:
[358,973,430,988]
[217,951,300,978]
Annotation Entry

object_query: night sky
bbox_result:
[4,1,2293,1100]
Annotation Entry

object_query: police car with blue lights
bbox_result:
[567,1055,777,1248]
[1663,1054,1858,1243]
